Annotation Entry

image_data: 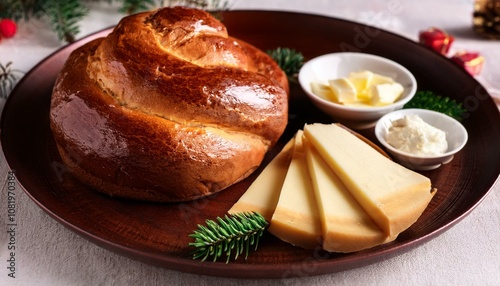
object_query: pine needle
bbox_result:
[267,47,305,79]
[43,0,89,43]
[404,90,467,121]
[1,1,232,43]
[119,0,156,15]
[0,62,24,99]
[189,212,268,263]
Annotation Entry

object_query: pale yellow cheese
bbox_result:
[228,137,295,220]
[268,131,322,249]
[303,123,435,238]
[304,141,393,252]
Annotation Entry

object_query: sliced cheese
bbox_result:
[304,140,393,252]
[228,137,295,220]
[268,131,322,249]
[303,123,435,238]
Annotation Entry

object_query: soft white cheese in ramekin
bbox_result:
[385,114,448,156]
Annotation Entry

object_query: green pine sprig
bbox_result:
[267,47,305,80]
[189,212,268,263]
[43,0,89,43]
[0,62,24,99]
[0,0,44,20]
[404,90,467,121]
[119,0,156,15]
[0,1,231,43]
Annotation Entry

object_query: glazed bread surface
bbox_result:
[50,7,289,202]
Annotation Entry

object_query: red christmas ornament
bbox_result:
[451,51,484,76]
[0,19,17,38]
[419,27,454,55]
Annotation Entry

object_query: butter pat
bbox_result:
[370,83,404,106]
[268,131,322,249]
[370,73,395,85]
[310,70,404,107]
[328,78,357,103]
[386,114,448,156]
[310,82,335,102]
[348,70,374,100]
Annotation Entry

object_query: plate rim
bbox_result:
[1,10,500,279]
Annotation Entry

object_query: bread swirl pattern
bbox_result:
[50,7,289,202]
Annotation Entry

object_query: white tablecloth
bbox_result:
[1,1,499,285]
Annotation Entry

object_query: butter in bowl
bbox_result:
[298,52,417,129]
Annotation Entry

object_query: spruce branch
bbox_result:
[43,0,89,43]
[267,47,305,80]
[404,90,467,121]
[0,62,24,99]
[189,212,268,263]
[0,0,44,20]
[119,0,156,15]
[0,0,232,43]
[119,0,231,17]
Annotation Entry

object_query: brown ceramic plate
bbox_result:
[1,11,500,279]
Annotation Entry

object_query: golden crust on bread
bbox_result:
[50,7,288,202]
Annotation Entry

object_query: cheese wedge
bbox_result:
[304,140,393,252]
[228,137,295,220]
[268,131,322,249]
[303,123,436,238]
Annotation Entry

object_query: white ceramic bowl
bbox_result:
[374,109,468,171]
[298,52,417,129]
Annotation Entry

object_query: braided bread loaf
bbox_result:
[50,7,289,202]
